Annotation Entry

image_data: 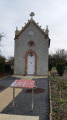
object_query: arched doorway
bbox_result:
[27,52,35,74]
[25,50,37,75]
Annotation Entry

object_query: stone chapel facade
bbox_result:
[14,12,50,76]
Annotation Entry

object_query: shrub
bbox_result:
[65,66,67,72]
[59,99,66,104]
[62,83,67,89]
[56,63,65,76]
[53,107,59,113]
[50,70,58,77]
[49,62,53,71]
[0,61,5,73]
[5,64,14,74]
[5,64,11,73]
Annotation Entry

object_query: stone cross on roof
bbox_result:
[30,12,35,20]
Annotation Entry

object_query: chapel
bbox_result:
[14,12,50,75]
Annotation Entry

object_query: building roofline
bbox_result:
[14,19,50,39]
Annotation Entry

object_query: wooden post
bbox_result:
[31,88,34,111]
[13,87,15,108]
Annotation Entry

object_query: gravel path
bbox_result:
[0,76,20,91]
[1,77,50,120]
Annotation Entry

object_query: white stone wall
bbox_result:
[14,22,49,75]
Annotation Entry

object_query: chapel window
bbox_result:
[29,52,33,57]
[28,41,35,47]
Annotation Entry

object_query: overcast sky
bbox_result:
[0,0,67,58]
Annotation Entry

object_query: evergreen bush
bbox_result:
[56,63,65,76]
[5,64,11,73]
[49,62,53,71]
[0,61,5,73]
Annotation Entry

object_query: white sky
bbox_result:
[0,0,67,58]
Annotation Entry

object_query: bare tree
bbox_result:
[49,49,67,67]
[0,33,5,53]
[0,33,4,41]
[7,57,14,65]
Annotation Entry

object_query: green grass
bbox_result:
[62,83,67,89]
[50,76,59,82]
[52,107,59,113]
[52,67,56,70]
[65,66,67,71]
[50,72,67,120]
[52,66,67,71]
[59,99,66,104]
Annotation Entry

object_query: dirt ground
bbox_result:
[0,73,11,78]
[50,71,67,120]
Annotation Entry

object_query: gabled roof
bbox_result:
[20,20,45,36]
[15,19,49,39]
[14,12,50,47]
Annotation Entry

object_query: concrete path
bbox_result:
[0,114,39,120]
[0,87,22,112]
[12,75,48,79]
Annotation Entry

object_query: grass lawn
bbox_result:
[52,67,56,70]
[50,73,67,120]
[52,66,67,71]
[65,66,67,71]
